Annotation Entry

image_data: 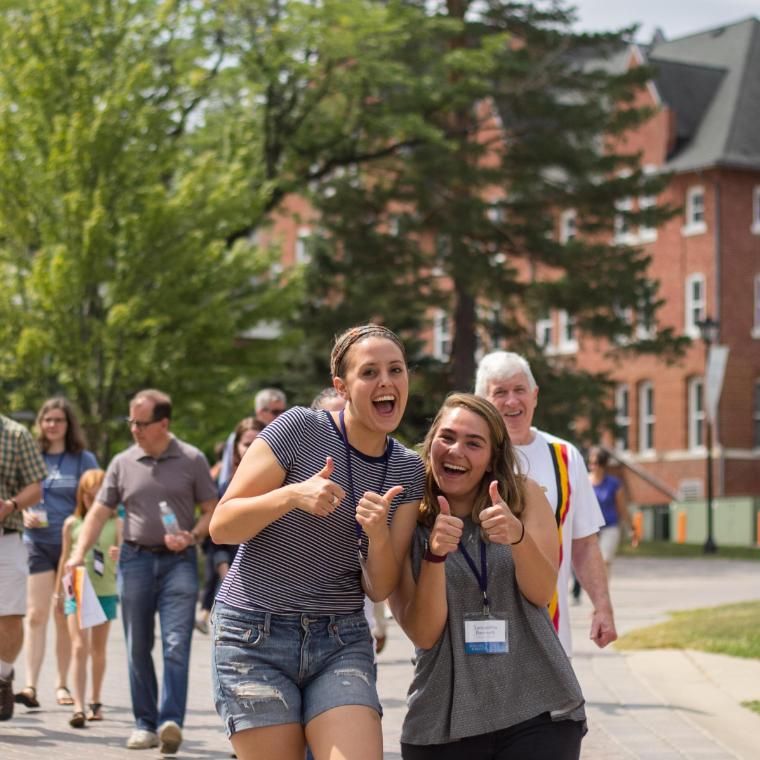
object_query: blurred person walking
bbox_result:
[55,468,122,727]
[588,447,637,575]
[66,389,217,754]
[0,412,47,721]
[196,418,264,634]
[17,398,98,710]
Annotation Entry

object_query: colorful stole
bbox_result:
[547,441,571,631]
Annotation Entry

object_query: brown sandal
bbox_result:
[69,710,86,728]
[15,686,40,708]
[87,702,103,721]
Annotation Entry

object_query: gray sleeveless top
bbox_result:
[401,519,586,745]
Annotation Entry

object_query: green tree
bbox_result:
[0,0,299,458]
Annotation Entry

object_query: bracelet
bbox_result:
[9,498,18,512]
[423,541,447,563]
[510,521,525,546]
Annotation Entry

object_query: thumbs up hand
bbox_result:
[356,485,405,541]
[296,456,346,517]
[479,480,523,545]
[428,495,464,557]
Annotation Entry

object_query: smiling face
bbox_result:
[236,429,258,462]
[485,371,538,446]
[40,407,68,448]
[431,407,493,511]
[335,336,409,443]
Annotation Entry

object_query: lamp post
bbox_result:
[696,316,720,554]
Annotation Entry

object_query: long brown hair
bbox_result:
[74,469,106,519]
[419,393,526,532]
[232,417,265,470]
[36,397,88,454]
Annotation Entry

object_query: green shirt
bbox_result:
[70,516,119,597]
[0,414,48,531]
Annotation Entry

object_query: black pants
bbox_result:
[401,713,585,760]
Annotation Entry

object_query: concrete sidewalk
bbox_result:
[1,556,759,758]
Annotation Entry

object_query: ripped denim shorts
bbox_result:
[211,602,380,737]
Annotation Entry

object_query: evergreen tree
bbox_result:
[294,0,687,443]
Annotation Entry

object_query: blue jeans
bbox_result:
[118,543,198,731]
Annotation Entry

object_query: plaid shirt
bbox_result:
[0,414,48,531]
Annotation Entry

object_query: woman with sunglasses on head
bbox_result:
[16,398,98,711]
[391,394,586,760]
[210,324,426,760]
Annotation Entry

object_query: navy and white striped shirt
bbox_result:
[217,407,425,615]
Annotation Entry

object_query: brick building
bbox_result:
[262,17,760,509]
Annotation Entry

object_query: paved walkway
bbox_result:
[1,556,759,758]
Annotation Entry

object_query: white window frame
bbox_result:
[432,309,451,361]
[559,209,577,244]
[614,197,636,245]
[682,185,707,236]
[614,384,630,452]
[638,165,658,242]
[753,274,760,339]
[638,381,655,453]
[557,309,578,353]
[295,226,313,265]
[685,273,706,338]
[752,186,760,235]
[688,376,705,450]
[536,312,555,353]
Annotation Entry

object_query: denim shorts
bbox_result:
[26,540,63,574]
[212,602,380,737]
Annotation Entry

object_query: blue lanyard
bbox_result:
[42,452,66,504]
[459,539,490,613]
[338,409,390,555]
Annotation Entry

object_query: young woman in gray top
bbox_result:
[391,394,586,759]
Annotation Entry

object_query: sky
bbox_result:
[569,0,758,42]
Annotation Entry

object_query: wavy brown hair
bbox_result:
[419,393,526,533]
[36,397,88,454]
[232,417,266,470]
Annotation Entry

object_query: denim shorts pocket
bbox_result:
[215,619,265,649]
[330,615,370,648]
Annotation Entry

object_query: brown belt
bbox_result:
[124,540,174,555]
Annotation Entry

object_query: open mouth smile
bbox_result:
[372,394,397,416]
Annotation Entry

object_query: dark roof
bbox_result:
[646,17,760,172]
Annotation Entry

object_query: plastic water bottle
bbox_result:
[158,500,180,534]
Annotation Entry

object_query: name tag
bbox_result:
[92,548,105,577]
[464,613,508,654]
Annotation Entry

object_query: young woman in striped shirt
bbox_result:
[210,324,425,760]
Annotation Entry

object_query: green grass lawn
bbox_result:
[615,601,760,659]
[619,541,760,561]
[743,700,760,716]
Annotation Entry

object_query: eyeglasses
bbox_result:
[42,417,67,425]
[262,408,285,417]
[127,418,161,430]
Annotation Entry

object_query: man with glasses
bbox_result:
[67,389,217,753]
[0,413,46,721]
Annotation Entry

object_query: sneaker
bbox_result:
[158,720,182,755]
[126,729,159,749]
[0,671,14,721]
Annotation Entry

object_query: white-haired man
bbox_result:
[475,351,616,655]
